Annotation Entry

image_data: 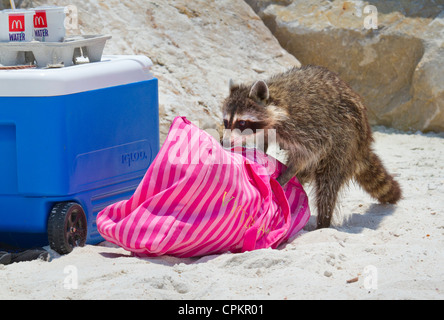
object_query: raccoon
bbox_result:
[222,65,402,229]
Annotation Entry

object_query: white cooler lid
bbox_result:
[0,55,154,97]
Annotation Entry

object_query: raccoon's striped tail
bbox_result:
[355,150,402,204]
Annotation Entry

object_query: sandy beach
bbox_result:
[1,127,443,300]
[1,0,443,302]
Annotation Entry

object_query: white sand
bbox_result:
[1,127,443,300]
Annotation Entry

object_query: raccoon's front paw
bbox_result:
[276,175,290,187]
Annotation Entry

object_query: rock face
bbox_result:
[28,0,300,143]
[247,0,444,132]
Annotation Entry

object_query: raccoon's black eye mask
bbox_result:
[236,120,247,130]
[224,119,268,133]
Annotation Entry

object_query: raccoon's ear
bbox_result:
[229,79,237,93]
[249,80,269,102]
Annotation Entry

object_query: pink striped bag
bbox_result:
[97,117,310,257]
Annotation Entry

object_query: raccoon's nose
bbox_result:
[221,139,231,148]
[221,130,233,148]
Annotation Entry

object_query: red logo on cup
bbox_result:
[33,11,48,28]
[9,14,25,32]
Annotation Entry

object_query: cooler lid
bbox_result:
[0,55,154,97]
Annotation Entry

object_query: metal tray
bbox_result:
[0,35,111,68]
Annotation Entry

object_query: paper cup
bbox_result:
[0,9,35,42]
[33,6,66,42]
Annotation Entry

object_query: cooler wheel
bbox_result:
[47,202,87,255]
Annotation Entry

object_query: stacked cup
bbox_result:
[0,6,65,43]
[0,9,35,42]
[33,6,66,42]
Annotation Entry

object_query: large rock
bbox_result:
[28,0,300,143]
[247,0,444,132]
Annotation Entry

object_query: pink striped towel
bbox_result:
[97,116,310,257]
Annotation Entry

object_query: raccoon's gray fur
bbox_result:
[222,65,402,229]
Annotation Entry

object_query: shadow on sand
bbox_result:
[336,203,398,233]
[304,202,398,234]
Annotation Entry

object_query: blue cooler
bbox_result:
[0,55,159,253]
